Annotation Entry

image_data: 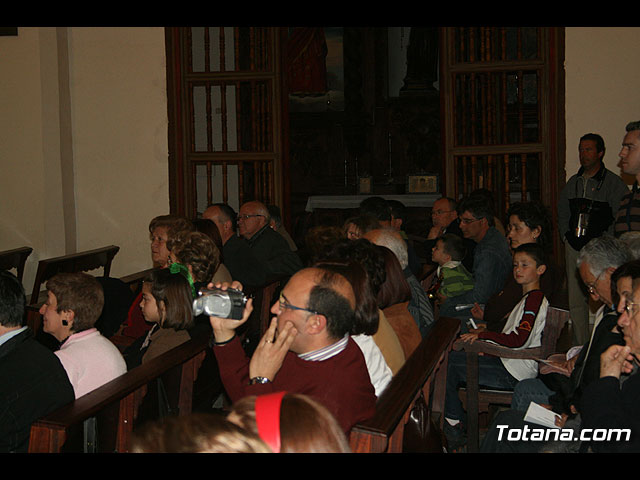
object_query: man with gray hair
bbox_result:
[614,121,640,236]
[364,228,435,337]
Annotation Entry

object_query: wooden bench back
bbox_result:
[28,329,209,453]
[29,245,120,305]
[349,316,460,453]
[0,246,33,281]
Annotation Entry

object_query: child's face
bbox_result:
[431,240,450,265]
[512,252,545,286]
[139,282,164,325]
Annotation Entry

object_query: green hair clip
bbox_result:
[169,262,196,298]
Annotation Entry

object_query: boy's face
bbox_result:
[513,251,545,286]
[431,240,450,265]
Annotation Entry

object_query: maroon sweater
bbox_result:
[214,336,377,434]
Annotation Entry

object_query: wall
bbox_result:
[564,27,640,185]
[0,27,168,291]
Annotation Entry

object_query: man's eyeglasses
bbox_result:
[624,301,640,317]
[586,270,605,294]
[460,216,481,224]
[278,292,320,316]
[237,214,264,221]
[432,209,454,216]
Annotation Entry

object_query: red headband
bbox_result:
[255,391,286,453]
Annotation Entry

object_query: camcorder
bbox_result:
[192,287,250,320]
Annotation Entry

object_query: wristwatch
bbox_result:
[249,376,271,385]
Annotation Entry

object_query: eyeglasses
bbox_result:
[624,301,640,318]
[586,270,605,294]
[278,292,320,316]
[237,214,264,221]
[460,216,481,224]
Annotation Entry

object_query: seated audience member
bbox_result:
[193,217,233,283]
[438,195,512,319]
[168,230,221,288]
[203,203,269,287]
[481,250,633,454]
[429,233,474,304]
[208,266,377,434]
[237,200,303,279]
[131,412,270,453]
[472,201,562,333]
[267,204,298,252]
[579,269,640,453]
[423,196,475,273]
[342,215,380,241]
[326,238,406,375]
[365,228,435,338]
[314,261,392,397]
[620,231,640,259]
[121,214,194,339]
[387,199,423,277]
[468,188,506,234]
[444,243,549,450]
[303,225,343,266]
[376,245,422,359]
[39,272,127,399]
[227,391,351,453]
[0,271,75,453]
[123,267,194,369]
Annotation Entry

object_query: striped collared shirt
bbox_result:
[298,334,349,361]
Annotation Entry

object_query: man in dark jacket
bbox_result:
[558,133,629,345]
[0,271,74,452]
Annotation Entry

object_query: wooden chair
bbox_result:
[25,246,120,334]
[28,329,209,453]
[453,305,570,452]
[0,246,33,281]
[349,316,460,453]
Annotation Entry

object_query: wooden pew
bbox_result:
[28,329,210,453]
[0,246,33,281]
[25,245,120,334]
[349,316,460,453]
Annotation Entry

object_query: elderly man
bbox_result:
[438,195,512,319]
[209,267,377,434]
[364,228,434,338]
[0,271,74,452]
[203,203,268,287]
[580,267,640,453]
[237,201,302,279]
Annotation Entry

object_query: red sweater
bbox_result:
[214,336,377,434]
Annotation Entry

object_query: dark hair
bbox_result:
[611,259,640,308]
[580,132,605,156]
[46,272,104,332]
[457,195,494,226]
[267,204,282,227]
[342,215,381,237]
[0,271,26,328]
[193,218,223,254]
[307,269,356,340]
[507,201,553,253]
[145,268,194,331]
[209,203,238,232]
[376,245,412,309]
[438,233,466,262]
[388,200,406,222]
[313,261,379,336]
[513,242,547,268]
[305,225,344,266]
[326,239,386,297]
[148,214,194,239]
[626,121,640,133]
[359,196,392,222]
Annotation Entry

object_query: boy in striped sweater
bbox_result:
[430,233,474,304]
